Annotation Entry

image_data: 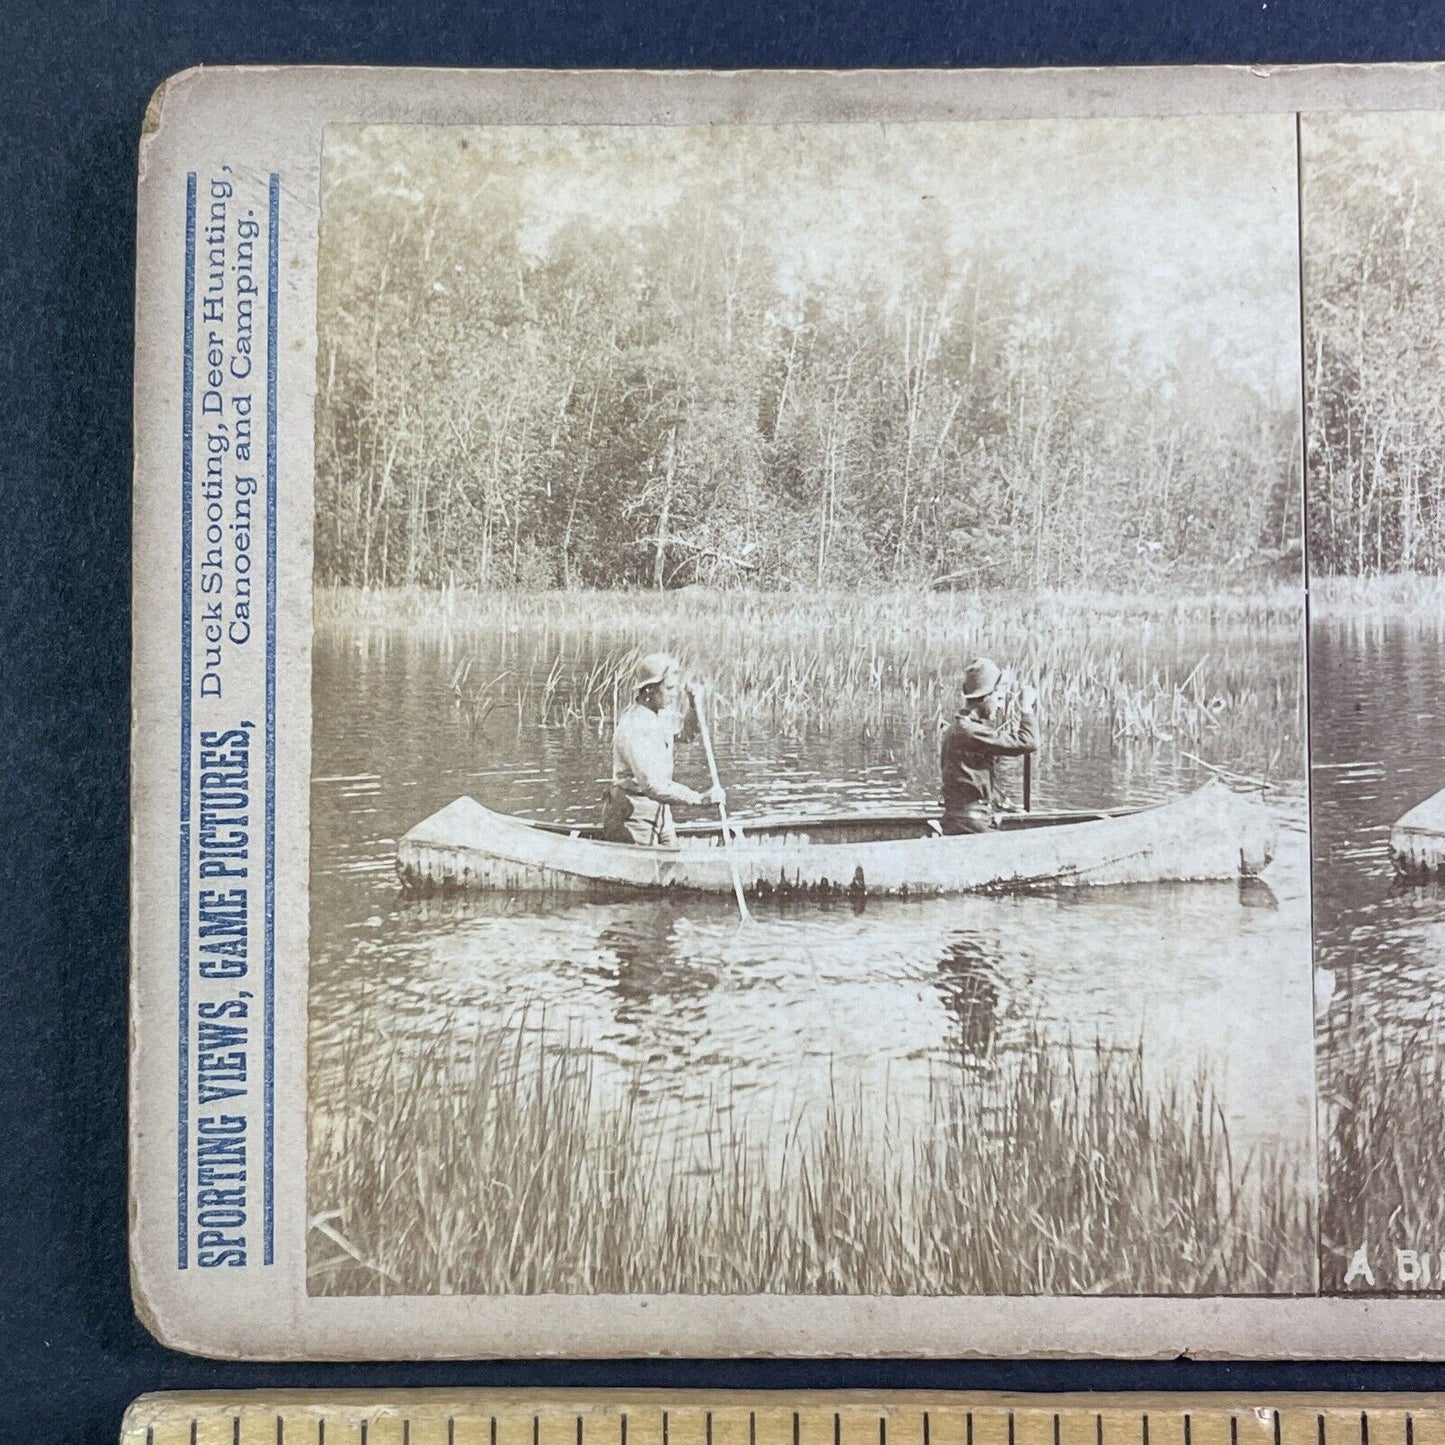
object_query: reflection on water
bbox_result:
[310,623,1315,1186]
[1311,619,1445,1043]
[935,934,1002,1060]
[313,881,1313,1169]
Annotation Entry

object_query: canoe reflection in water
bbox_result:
[590,899,1005,1064]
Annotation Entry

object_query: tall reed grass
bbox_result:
[308,1013,1313,1297]
[1320,1019,1445,1291]
[1311,572,1445,623]
[317,584,1304,775]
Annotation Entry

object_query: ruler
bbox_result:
[122,1394,1445,1445]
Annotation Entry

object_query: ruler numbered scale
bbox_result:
[124,1395,1445,1445]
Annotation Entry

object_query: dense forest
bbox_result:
[315,128,1300,593]
[1306,117,1445,577]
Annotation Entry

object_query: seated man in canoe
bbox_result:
[599,651,726,847]
[940,657,1039,835]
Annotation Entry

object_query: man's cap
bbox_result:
[634,651,680,691]
[961,657,1002,701]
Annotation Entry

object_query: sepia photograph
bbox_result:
[1302,112,1445,1294]
[303,115,1315,1300]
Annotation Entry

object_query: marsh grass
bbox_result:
[1320,1020,1445,1291]
[308,1013,1313,1297]
[1311,572,1445,623]
[317,584,1304,775]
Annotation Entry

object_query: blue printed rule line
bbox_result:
[178,171,197,1271]
[264,171,279,1266]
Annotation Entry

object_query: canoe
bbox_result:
[1390,785,1445,876]
[396,778,1275,899]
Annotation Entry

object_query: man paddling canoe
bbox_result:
[599,651,727,847]
[940,657,1039,835]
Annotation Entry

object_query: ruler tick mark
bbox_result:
[119,1397,1440,1445]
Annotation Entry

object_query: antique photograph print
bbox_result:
[1303,111,1445,1295]
[306,116,1314,1298]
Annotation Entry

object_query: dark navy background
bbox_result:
[5,2,1445,1441]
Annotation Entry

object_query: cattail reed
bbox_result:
[309,1012,1313,1298]
[317,584,1303,778]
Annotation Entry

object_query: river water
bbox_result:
[1311,618,1445,1068]
[309,619,1315,1212]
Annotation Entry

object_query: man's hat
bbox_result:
[634,651,680,692]
[961,657,1002,701]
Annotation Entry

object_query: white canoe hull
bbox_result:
[1390,785,1445,876]
[396,780,1275,898]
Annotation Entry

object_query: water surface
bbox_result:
[310,620,1315,1188]
[1311,618,1445,1056]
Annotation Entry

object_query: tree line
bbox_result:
[315,135,1300,593]
[1306,124,1445,576]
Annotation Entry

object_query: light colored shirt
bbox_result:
[612,702,700,807]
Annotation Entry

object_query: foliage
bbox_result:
[315,131,1299,594]
[1306,118,1445,576]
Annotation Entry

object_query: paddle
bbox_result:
[1004,671,1033,814]
[693,687,753,923]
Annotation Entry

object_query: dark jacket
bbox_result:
[940,707,1038,817]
